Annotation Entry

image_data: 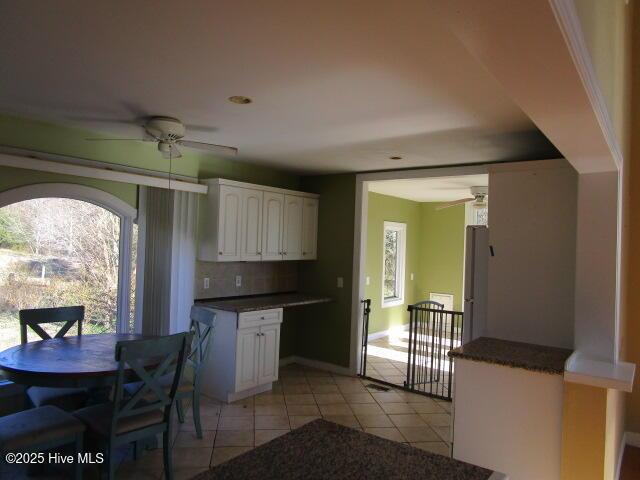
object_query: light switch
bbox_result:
[337,277,344,288]
[203,277,210,289]
[410,273,414,281]
[235,275,242,287]
[365,276,370,286]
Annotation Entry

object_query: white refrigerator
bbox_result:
[463,225,488,344]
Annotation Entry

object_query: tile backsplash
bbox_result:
[194,261,299,299]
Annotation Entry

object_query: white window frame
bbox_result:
[382,221,406,308]
[0,183,139,334]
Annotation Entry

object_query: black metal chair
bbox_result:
[19,306,89,411]
[0,405,85,479]
[73,332,191,480]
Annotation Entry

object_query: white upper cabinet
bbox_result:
[241,189,263,261]
[261,192,284,261]
[217,185,243,261]
[283,195,303,260]
[199,179,319,262]
[302,197,319,260]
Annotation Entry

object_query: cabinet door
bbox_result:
[282,195,303,260]
[217,185,243,261]
[235,326,260,392]
[241,189,263,261]
[261,192,284,261]
[301,197,319,260]
[258,323,280,385]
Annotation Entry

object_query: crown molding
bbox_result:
[548,0,624,169]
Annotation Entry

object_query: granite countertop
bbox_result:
[448,337,573,375]
[194,419,497,480]
[196,292,333,313]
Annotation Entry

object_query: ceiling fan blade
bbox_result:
[84,138,143,141]
[69,116,139,125]
[178,140,238,156]
[436,198,475,210]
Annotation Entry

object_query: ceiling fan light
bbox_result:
[473,198,487,210]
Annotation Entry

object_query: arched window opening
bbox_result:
[0,185,138,350]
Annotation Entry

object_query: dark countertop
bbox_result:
[194,419,496,480]
[448,337,573,375]
[196,292,333,313]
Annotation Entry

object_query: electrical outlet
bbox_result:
[203,277,210,289]
[365,276,370,286]
[235,275,242,287]
[337,277,344,288]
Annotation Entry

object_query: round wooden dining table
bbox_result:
[0,333,148,389]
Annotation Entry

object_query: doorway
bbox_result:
[352,167,489,400]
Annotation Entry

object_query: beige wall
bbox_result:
[568,2,635,478]
[487,161,577,348]
[624,0,640,434]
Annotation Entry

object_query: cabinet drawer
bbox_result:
[238,308,283,329]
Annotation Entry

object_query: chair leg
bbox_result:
[74,434,83,480]
[107,444,116,480]
[133,440,140,460]
[176,398,185,424]
[193,390,202,439]
[163,428,173,480]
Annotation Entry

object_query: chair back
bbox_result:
[19,306,85,344]
[111,333,191,435]
[188,306,216,385]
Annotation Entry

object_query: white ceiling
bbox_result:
[0,0,559,174]
[368,174,488,202]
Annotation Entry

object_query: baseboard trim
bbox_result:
[280,355,352,376]
[367,323,410,342]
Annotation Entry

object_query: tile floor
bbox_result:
[2,363,452,480]
[365,331,456,398]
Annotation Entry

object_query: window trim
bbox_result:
[382,221,406,308]
[0,183,139,334]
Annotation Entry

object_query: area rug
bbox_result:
[191,419,494,480]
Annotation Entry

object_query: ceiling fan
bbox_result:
[85,116,238,159]
[436,186,488,210]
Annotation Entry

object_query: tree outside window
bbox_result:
[382,221,406,307]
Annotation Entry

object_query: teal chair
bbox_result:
[73,333,191,480]
[125,306,216,439]
[19,306,89,411]
[176,306,216,438]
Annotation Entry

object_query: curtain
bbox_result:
[141,187,174,335]
[169,190,198,334]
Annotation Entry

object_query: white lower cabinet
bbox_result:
[235,326,260,392]
[257,323,280,384]
[202,307,283,403]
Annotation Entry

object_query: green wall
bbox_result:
[365,193,422,333]
[297,174,356,367]
[0,114,299,189]
[418,203,466,312]
[364,192,465,334]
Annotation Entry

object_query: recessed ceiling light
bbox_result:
[228,96,252,104]
[389,156,402,160]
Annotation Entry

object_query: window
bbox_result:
[382,221,406,307]
[0,185,138,351]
